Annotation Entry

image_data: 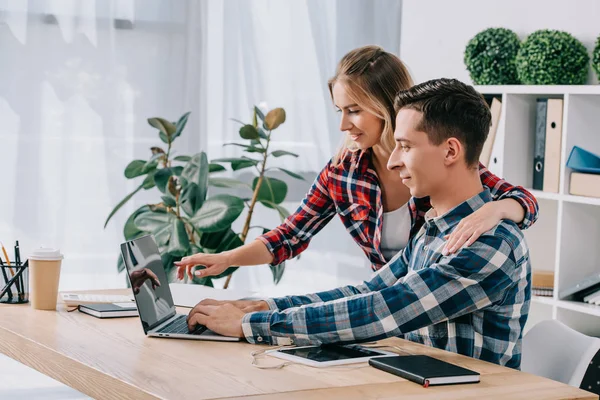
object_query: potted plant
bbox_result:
[105,107,303,288]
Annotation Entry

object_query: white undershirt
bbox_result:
[380,203,411,261]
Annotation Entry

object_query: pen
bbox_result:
[0,241,14,276]
[14,241,23,300]
[0,257,13,301]
[0,261,27,301]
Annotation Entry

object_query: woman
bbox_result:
[176,45,538,281]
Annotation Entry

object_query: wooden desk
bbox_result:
[0,290,596,400]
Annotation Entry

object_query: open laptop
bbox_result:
[120,234,240,342]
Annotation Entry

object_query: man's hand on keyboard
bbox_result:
[186,304,244,338]
[192,298,269,313]
[130,268,161,295]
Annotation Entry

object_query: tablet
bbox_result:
[269,344,397,367]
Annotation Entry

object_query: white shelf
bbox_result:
[531,297,600,318]
[556,300,600,317]
[528,189,561,201]
[562,194,600,206]
[531,296,556,306]
[488,86,600,335]
[475,85,600,95]
[527,189,600,205]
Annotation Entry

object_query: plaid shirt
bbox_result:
[242,190,532,369]
[259,149,538,271]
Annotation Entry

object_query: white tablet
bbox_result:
[269,344,397,368]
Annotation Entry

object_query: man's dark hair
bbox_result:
[394,78,491,166]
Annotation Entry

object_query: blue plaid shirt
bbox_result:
[241,190,532,369]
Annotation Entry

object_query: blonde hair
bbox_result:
[328,45,413,167]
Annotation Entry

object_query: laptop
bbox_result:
[120,235,240,342]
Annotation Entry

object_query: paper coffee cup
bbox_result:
[29,247,63,310]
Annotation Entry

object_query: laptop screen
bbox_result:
[120,235,176,333]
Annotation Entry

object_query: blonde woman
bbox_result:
[176,46,538,281]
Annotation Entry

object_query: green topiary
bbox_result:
[593,35,600,81]
[516,30,589,85]
[464,28,521,85]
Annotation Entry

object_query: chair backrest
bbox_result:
[522,319,600,387]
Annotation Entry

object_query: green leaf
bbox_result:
[254,106,265,121]
[190,194,245,233]
[180,183,197,217]
[208,178,251,189]
[212,157,252,163]
[174,155,191,162]
[209,163,226,173]
[174,112,191,139]
[154,168,174,193]
[124,160,147,179]
[239,125,260,140]
[161,195,177,207]
[260,200,291,222]
[253,177,287,205]
[134,211,175,247]
[142,170,157,189]
[264,108,286,130]
[271,150,298,158]
[167,219,190,257]
[270,262,285,285]
[257,128,268,139]
[199,228,229,250]
[172,166,184,176]
[232,159,259,171]
[123,205,151,239]
[104,183,145,228]
[270,167,305,180]
[230,118,246,126]
[223,143,265,153]
[159,132,169,144]
[181,153,209,215]
[148,117,177,137]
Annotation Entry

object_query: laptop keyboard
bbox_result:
[158,315,207,335]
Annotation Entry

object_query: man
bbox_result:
[186,78,531,369]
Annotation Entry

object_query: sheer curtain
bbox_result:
[0,0,202,289]
[0,0,402,292]
[198,0,404,295]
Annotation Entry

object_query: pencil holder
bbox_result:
[0,261,29,304]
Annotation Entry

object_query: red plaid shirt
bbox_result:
[259,149,539,271]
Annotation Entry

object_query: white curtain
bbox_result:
[0,0,402,292]
[0,0,202,289]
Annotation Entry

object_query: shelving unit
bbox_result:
[475,85,600,336]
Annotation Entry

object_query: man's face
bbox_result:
[387,109,447,198]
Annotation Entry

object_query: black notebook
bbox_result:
[369,355,480,387]
[78,303,139,319]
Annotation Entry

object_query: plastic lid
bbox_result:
[29,247,63,261]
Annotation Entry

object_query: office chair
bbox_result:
[522,319,600,394]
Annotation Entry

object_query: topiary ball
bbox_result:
[464,28,521,85]
[516,30,589,85]
[593,35,600,82]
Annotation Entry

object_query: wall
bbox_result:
[400,0,600,85]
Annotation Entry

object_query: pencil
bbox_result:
[0,241,14,276]
[0,257,13,301]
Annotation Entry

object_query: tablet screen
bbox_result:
[278,344,383,362]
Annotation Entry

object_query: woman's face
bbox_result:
[332,82,384,150]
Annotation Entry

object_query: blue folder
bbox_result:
[566,146,600,174]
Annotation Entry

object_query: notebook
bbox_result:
[369,355,480,387]
[78,303,139,318]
